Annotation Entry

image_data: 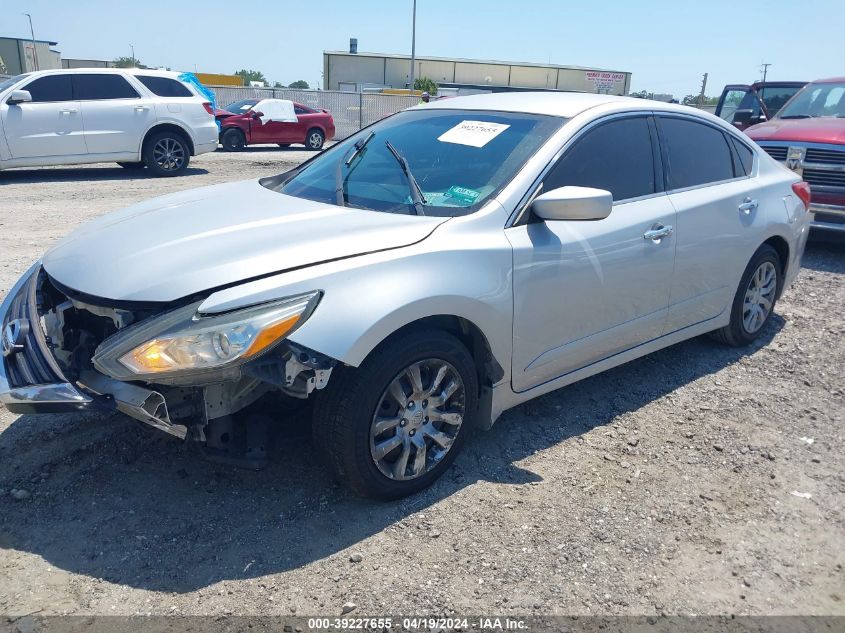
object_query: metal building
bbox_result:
[0,36,64,75]
[323,50,631,95]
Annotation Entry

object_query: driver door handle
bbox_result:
[59,108,78,114]
[643,224,673,241]
[739,197,758,214]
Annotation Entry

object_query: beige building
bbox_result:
[0,36,61,75]
[323,50,631,95]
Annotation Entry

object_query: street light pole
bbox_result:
[409,0,417,90]
[23,13,39,71]
[130,44,135,67]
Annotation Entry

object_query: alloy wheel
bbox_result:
[152,137,186,171]
[369,359,465,481]
[742,261,777,334]
[309,132,323,149]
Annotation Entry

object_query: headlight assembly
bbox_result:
[92,292,320,381]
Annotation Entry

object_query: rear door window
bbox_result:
[730,136,754,177]
[72,74,139,100]
[22,74,73,102]
[657,117,735,189]
[543,116,656,202]
[136,75,193,97]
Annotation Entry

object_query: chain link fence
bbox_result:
[209,87,419,140]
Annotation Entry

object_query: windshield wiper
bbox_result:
[335,131,375,207]
[779,114,811,119]
[384,141,427,216]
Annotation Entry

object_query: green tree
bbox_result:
[413,77,438,95]
[682,94,699,106]
[288,80,310,89]
[235,69,267,85]
[113,56,145,69]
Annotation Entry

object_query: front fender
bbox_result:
[198,232,514,378]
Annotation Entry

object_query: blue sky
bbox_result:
[5,0,844,98]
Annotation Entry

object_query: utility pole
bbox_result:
[130,44,136,67]
[761,62,771,82]
[23,13,39,71]
[698,72,708,106]
[409,0,417,90]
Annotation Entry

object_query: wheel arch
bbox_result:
[142,123,195,156]
[364,314,504,392]
[761,235,790,297]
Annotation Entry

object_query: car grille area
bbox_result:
[805,147,845,165]
[2,270,66,389]
[803,169,845,188]
[763,146,788,161]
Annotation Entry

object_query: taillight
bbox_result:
[792,181,811,211]
[202,102,214,115]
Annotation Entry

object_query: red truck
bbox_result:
[744,77,845,232]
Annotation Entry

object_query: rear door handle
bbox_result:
[739,197,758,214]
[643,224,673,242]
[135,105,150,111]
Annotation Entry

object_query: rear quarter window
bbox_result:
[137,76,194,97]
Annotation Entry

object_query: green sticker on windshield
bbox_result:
[446,185,481,204]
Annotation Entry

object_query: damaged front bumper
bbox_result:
[1,265,333,442]
[0,265,188,437]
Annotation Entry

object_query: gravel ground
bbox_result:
[0,150,843,619]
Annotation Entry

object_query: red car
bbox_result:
[215,98,335,151]
[745,77,845,232]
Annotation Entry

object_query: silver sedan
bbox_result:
[0,92,811,498]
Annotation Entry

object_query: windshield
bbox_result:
[268,108,563,216]
[757,85,803,116]
[0,74,28,94]
[224,99,258,113]
[777,82,845,119]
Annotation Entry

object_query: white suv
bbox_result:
[0,68,218,176]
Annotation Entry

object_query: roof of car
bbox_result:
[421,91,691,118]
[811,76,845,84]
[27,68,184,78]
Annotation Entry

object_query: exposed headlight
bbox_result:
[93,292,320,380]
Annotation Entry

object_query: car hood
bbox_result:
[42,180,449,303]
[746,117,845,144]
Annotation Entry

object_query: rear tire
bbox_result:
[710,244,782,347]
[221,128,246,152]
[305,128,325,150]
[312,329,478,500]
[142,130,190,177]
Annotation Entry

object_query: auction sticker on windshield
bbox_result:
[438,120,510,147]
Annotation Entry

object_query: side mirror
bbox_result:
[7,89,32,105]
[732,109,753,126]
[532,186,613,221]
[251,111,264,118]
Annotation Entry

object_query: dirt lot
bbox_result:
[0,150,843,619]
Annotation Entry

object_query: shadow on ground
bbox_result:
[0,315,785,593]
[0,166,208,183]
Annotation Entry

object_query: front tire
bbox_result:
[711,244,782,347]
[305,128,325,150]
[142,131,190,177]
[312,329,478,499]
[221,128,246,152]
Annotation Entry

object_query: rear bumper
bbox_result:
[809,202,845,232]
